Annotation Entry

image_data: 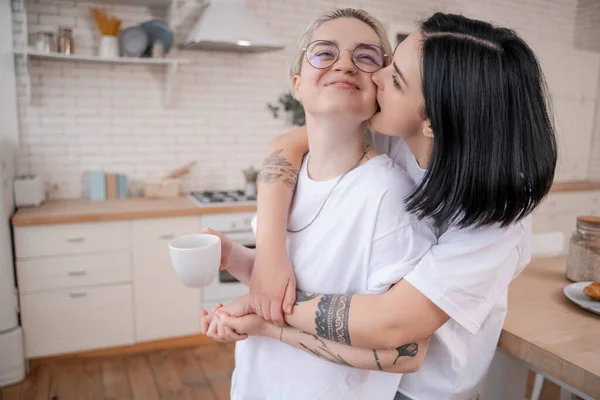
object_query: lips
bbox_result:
[326,79,360,90]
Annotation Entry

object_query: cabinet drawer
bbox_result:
[14,221,131,258]
[17,251,131,293]
[20,284,134,358]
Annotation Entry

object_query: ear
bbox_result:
[292,74,302,102]
[422,120,434,138]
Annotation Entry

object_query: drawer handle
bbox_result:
[159,234,176,240]
[66,236,85,243]
[69,291,87,298]
[68,270,87,276]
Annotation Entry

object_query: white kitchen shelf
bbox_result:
[14,49,189,106]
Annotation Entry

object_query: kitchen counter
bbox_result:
[499,256,600,398]
[550,180,600,193]
[11,197,256,226]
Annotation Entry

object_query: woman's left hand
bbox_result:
[202,305,248,343]
[218,312,278,337]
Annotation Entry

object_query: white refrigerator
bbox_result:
[0,0,26,387]
[0,152,24,387]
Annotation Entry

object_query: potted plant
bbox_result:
[268,92,305,126]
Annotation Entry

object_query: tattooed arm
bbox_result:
[276,326,427,373]
[250,126,309,327]
[284,286,449,350]
[215,309,428,374]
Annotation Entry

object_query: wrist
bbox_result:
[262,322,281,339]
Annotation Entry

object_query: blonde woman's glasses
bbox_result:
[303,40,387,73]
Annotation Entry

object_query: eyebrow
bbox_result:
[393,62,409,87]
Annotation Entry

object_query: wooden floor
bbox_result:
[1,342,565,400]
[0,343,235,400]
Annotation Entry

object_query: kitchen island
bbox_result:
[484,256,600,399]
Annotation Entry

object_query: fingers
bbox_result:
[206,312,247,343]
[260,298,272,322]
[282,277,297,315]
[222,295,252,317]
[270,297,285,328]
[200,309,210,335]
[207,315,220,341]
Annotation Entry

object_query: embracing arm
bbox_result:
[250,125,309,325]
[285,285,449,350]
[274,324,427,373]
[217,306,428,374]
[255,126,308,251]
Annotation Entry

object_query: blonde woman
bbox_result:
[201,9,436,400]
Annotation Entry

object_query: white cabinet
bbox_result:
[14,221,130,258]
[20,284,134,357]
[132,217,201,343]
[13,215,202,358]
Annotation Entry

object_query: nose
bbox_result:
[332,50,356,73]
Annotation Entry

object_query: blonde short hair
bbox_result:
[289,9,392,83]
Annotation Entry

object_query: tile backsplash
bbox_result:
[11,0,600,199]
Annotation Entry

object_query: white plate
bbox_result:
[563,281,600,316]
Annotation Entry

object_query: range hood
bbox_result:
[184,0,284,52]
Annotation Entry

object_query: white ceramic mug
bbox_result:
[169,234,221,288]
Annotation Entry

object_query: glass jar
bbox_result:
[57,26,74,55]
[566,216,600,282]
[34,31,54,53]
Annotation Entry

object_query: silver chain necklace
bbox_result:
[287,144,371,233]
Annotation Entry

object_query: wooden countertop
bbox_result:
[11,197,256,226]
[500,256,600,398]
[11,179,600,227]
[550,181,600,193]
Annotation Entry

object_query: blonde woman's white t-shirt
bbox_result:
[231,154,436,400]
[370,133,532,400]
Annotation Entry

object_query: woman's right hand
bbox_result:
[249,250,297,328]
[201,227,232,271]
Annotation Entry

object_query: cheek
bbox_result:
[384,93,423,132]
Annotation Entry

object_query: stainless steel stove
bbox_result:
[188,190,257,206]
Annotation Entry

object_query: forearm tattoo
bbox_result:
[258,149,299,190]
[372,349,383,371]
[298,332,353,367]
[315,294,353,345]
[295,291,319,305]
[393,343,419,364]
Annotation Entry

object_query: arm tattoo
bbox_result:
[259,149,299,190]
[393,343,419,364]
[298,332,353,367]
[258,172,283,184]
[263,149,292,167]
[372,349,383,371]
[315,294,353,345]
[295,291,319,305]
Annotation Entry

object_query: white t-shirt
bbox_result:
[231,154,436,400]
[370,133,532,400]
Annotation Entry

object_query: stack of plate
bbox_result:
[119,19,173,57]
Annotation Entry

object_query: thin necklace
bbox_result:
[287,144,371,233]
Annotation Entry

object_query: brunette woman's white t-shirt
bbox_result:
[230,154,436,400]
[370,133,532,400]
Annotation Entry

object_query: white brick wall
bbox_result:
[589,66,600,181]
[10,0,599,199]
